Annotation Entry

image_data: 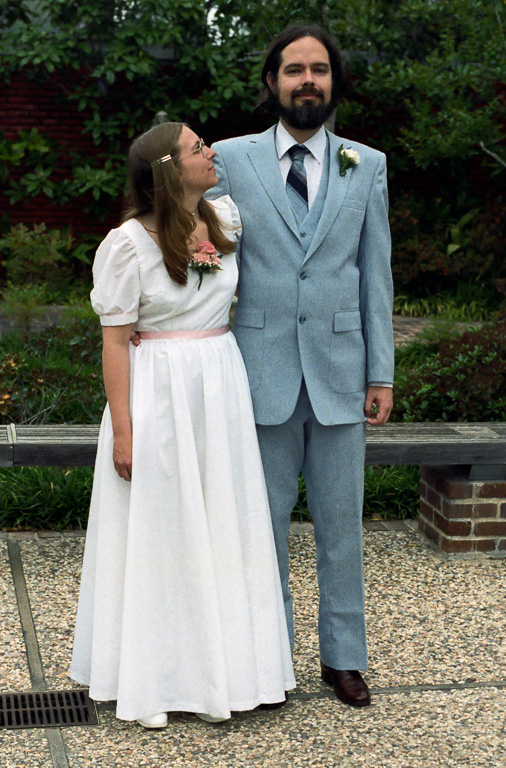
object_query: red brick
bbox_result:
[426,486,442,510]
[421,466,437,484]
[418,519,440,547]
[478,482,506,499]
[472,503,499,518]
[440,536,474,554]
[437,476,473,499]
[433,512,472,537]
[442,500,474,519]
[419,481,428,501]
[419,499,434,522]
[474,520,506,537]
[501,504,506,518]
[475,539,498,553]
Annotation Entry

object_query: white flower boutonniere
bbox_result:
[338,144,360,177]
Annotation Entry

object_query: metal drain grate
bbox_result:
[0,689,98,729]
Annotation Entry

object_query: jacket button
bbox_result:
[298,316,306,324]
[300,271,307,280]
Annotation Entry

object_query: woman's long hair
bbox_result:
[123,122,235,285]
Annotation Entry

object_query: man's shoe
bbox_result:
[137,712,168,728]
[321,662,371,707]
[259,692,289,710]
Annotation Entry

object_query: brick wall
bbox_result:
[419,465,506,555]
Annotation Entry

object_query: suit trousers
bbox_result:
[256,380,368,670]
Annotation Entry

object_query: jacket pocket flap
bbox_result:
[333,310,362,333]
[234,307,265,329]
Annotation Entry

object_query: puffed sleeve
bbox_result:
[210,194,242,244]
[90,228,141,326]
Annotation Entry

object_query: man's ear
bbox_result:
[266,72,276,91]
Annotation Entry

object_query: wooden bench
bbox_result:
[1,422,505,555]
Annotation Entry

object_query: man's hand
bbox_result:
[130,330,141,346]
[364,386,393,426]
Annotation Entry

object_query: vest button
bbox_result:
[298,316,306,324]
[300,232,307,237]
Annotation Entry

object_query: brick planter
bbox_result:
[419,465,506,555]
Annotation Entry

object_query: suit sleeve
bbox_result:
[357,154,395,386]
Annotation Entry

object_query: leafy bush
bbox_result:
[0,309,104,424]
[0,467,93,531]
[0,222,96,300]
[392,314,506,422]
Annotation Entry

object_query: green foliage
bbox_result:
[392,315,506,422]
[1,0,504,221]
[0,466,93,531]
[390,193,506,295]
[0,222,96,299]
[0,283,51,334]
[0,311,104,424]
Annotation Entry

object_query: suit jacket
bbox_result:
[209,126,394,426]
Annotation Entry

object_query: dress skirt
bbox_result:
[70,332,295,721]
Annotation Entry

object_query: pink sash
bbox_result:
[136,325,229,340]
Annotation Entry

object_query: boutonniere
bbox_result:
[338,144,360,177]
[189,241,222,289]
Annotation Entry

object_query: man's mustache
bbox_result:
[292,87,325,99]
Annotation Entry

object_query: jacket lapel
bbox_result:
[303,131,351,263]
[246,127,301,240]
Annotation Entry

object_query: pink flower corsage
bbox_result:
[189,241,222,290]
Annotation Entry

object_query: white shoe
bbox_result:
[196,713,229,723]
[137,712,168,729]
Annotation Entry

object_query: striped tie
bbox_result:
[286,144,310,222]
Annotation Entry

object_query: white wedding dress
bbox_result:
[70,197,295,722]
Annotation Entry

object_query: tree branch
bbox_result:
[479,141,506,170]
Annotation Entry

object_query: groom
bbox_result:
[208,24,394,707]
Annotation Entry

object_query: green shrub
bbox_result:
[0,467,93,531]
[0,223,96,301]
[392,314,506,422]
[0,311,104,424]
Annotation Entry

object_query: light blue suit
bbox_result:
[209,125,394,670]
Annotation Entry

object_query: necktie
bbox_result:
[286,144,310,222]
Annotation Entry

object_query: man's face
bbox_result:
[266,36,334,130]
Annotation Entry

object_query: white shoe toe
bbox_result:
[137,712,168,729]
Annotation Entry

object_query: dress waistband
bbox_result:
[136,325,229,340]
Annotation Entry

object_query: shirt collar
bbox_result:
[275,122,327,164]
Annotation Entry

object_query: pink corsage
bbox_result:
[189,241,222,290]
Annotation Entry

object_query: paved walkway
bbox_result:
[1,523,505,768]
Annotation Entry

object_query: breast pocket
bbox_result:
[232,307,265,391]
[328,310,366,393]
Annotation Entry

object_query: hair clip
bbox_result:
[151,154,172,168]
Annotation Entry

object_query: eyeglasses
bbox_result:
[151,138,206,168]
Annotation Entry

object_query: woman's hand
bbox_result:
[113,433,133,481]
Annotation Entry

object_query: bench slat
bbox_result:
[0,423,505,468]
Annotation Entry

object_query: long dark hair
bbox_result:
[258,25,348,112]
[123,122,235,286]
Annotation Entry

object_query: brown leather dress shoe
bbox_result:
[321,662,371,707]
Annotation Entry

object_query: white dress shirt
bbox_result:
[275,122,327,209]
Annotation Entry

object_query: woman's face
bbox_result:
[176,126,217,199]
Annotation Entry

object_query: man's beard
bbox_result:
[268,86,336,130]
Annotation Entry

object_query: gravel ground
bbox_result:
[0,528,505,767]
